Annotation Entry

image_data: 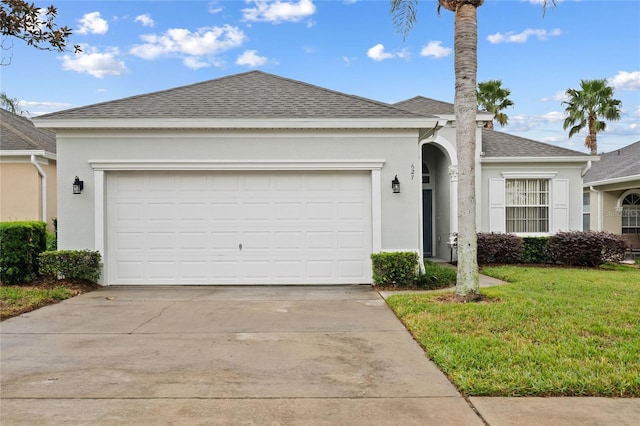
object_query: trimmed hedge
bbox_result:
[521,236,553,264]
[477,233,522,265]
[371,251,419,287]
[39,250,102,283]
[549,231,626,267]
[0,221,47,284]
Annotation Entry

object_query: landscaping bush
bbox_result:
[521,237,552,264]
[549,231,626,267]
[39,250,102,283]
[477,233,523,265]
[415,260,457,290]
[371,251,419,287]
[0,221,47,284]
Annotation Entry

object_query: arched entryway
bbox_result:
[421,139,455,259]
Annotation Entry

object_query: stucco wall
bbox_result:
[480,163,585,233]
[55,129,422,255]
[0,159,57,230]
[587,181,640,234]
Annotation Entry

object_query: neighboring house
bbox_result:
[0,109,57,230]
[583,140,640,235]
[34,71,594,285]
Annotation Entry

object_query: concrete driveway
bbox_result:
[0,285,483,425]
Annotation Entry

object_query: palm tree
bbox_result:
[562,79,622,155]
[390,0,555,300]
[477,79,514,129]
[0,91,25,115]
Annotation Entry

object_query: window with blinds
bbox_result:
[505,179,549,233]
[622,193,640,234]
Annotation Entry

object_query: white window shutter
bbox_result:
[552,179,569,232]
[489,178,506,233]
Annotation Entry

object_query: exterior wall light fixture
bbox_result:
[73,176,84,194]
[392,175,400,193]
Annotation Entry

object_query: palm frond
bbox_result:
[390,0,419,39]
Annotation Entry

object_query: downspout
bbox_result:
[581,161,592,177]
[30,155,47,224]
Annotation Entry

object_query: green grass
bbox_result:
[0,285,73,320]
[386,265,640,397]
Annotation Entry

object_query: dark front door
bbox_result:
[423,189,433,257]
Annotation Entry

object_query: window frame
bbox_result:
[505,178,551,234]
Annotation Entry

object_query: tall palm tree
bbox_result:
[562,79,622,155]
[390,0,554,299]
[477,79,514,129]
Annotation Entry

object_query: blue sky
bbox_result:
[2,0,639,153]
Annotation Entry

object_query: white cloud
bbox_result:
[208,1,223,14]
[243,0,317,24]
[541,136,563,144]
[236,49,268,67]
[367,44,395,61]
[60,46,126,78]
[183,57,211,70]
[608,70,640,91]
[130,25,246,68]
[541,111,565,121]
[134,14,155,27]
[77,12,108,35]
[20,100,74,110]
[420,41,452,58]
[487,28,561,44]
[540,90,569,102]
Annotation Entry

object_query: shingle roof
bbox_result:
[394,96,455,115]
[392,97,588,158]
[0,109,56,153]
[482,129,588,158]
[37,71,427,120]
[584,140,640,183]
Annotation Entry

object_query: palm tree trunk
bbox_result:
[588,116,598,155]
[454,3,480,298]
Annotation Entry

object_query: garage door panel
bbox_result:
[107,171,372,285]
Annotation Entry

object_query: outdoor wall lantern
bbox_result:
[73,176,84,194]
[391,175,401,193]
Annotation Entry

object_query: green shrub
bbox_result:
[0,221,47,284]
[39,250,102,283]
[46,232,57,251]
[371,251,419,287]
[416,260,457,290]
[549,231,626,267]
[521,237,552,264]
[477,233,522,265]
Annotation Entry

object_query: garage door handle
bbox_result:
[239,243,243,251]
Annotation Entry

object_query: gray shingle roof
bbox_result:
[0,109,56,153]
[394,96,455,115]
[482,129,588,158]
[37,71,427,120]
[584,140,640,183]
[393,97,588,159]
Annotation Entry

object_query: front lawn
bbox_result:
[386,265,640,397]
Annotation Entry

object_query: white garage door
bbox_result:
[106,170,372,285]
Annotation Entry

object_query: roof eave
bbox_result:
[481,156,597,163]
[33,118,440,130]
[0,150,56,160]
[584,174,640,187]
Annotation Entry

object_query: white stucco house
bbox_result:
[33,71,595,285]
